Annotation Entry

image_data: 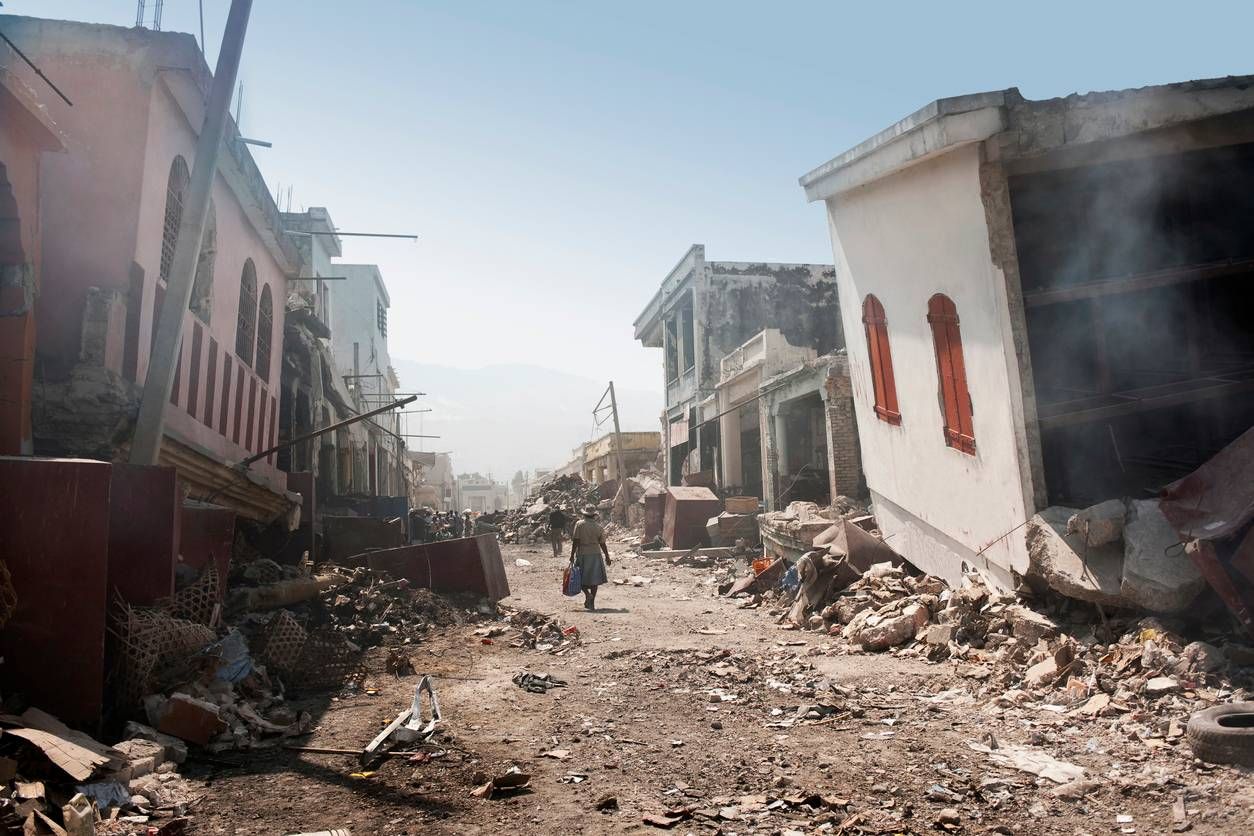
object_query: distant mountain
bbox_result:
[389,360,662,478]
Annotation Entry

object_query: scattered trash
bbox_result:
[512,672,567,694]
[967,742,1086,784]
[470,767,531,799]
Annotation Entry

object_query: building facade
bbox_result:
[633,245,841,489]
[714,329,862,510]
[0,52,63,456]
[800,79,1254,587]
[3,16,297,520]
[327,263,405,498]
[457,472,507,513]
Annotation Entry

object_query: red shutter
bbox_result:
[862,295,901,425]
[928,294,975,454]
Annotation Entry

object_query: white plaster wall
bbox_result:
[823,143,1029,585]
[328,264,391,390]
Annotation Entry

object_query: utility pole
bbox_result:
[130,0,253,465]
[608,381,628,524]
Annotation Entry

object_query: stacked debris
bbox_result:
[306,566,465,647]
[492,607,582,654]
[497,474,600,543]
[0,706,199,834]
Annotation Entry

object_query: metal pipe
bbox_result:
[238,396,416,467]
[129,0,252,465]
[284,230,418,240]
[0,30,73,106]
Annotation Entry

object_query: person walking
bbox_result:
[463,509,474,537]
[548,504,569,558]
[570,504,610,611]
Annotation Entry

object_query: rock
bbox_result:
[936,807,961,827]
[1026,508,1126,607]
[1050,778,1102,800]
[1145,676,1179,695]
[925,624,954,645]
[1004,604,1058,645]
[1121,500,1204,613]
[154,693,227,745]
[112,739,165,781]
[849,603,929,651]
[1025,658,1058,686]
[1066,499,1127,546]
[122,722,188,765]
[1179,641,1225,674]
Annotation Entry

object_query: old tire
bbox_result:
[1187,702,1254,766]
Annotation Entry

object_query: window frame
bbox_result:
[235,259,258,366]
[159,156,190,283]
[255,283,273,382]
[926,293,976,455]
[861,294,901,425]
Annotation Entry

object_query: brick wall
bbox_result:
[824,356,865,499]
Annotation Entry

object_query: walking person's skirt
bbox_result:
[574,551,608,587]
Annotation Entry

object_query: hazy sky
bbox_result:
[12,1,1254,399]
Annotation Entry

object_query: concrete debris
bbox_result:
[503,608,581,653]
[1029,497,1206,614]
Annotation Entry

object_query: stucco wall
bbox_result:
[824,143,1030,586]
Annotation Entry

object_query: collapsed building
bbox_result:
[2,16,298,521]
[633,245,863,510]
[799,78,1254,609]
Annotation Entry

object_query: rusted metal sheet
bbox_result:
[107,464,179,606]
[0,457,112,729]
[351,535,510,601]
[1160,426,1254,636]
[1160,425,1254,540]
[663,486,721,549]
[180,501,236,596]
[642,493,665,541]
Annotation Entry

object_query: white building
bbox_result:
[327,263,405,497]
[457,472,507,513]
[800,79,1254,589]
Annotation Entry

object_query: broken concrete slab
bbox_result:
[1026,507,1126,608]
[1065,499,1126,547]
[1003,604,1058,645]
[1121,500,1204,613]
[121,722,187,765]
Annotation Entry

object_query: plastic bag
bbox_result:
[563,564,582,596]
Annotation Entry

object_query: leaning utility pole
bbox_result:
[130,0,253,465]
[608,381,628,524]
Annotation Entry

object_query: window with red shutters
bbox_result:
[861,295,901,425]
[927,294,975,454]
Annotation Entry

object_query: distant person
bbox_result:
[570,504,610,611]
[450,511,463,538]
[548,505,569,557]
[463,510,474,537]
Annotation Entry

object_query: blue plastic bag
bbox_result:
[563,564,583,596]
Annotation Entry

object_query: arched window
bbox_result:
[927,294,975,454]
[160,156,190,282]
[189,201,216,322]
[235,259,257,365]
[255,284,273,382]
[861,294,900,425]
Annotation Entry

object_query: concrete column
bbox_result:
[719,405,740,492]
[824,359,864,499]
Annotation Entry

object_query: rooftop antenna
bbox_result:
[135,1,164,30]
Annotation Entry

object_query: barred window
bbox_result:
[376,299,388,337]
[160,156,190,282]
[255,284,274,382]
[235,259,257,365]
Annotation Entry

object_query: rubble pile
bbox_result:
[310,566,466,647]
[497,474,600,543]
[494,607,582,654]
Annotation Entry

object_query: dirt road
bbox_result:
[187,542,1254,835]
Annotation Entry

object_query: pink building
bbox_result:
[1,16,299,520]
[0,50,64,455]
